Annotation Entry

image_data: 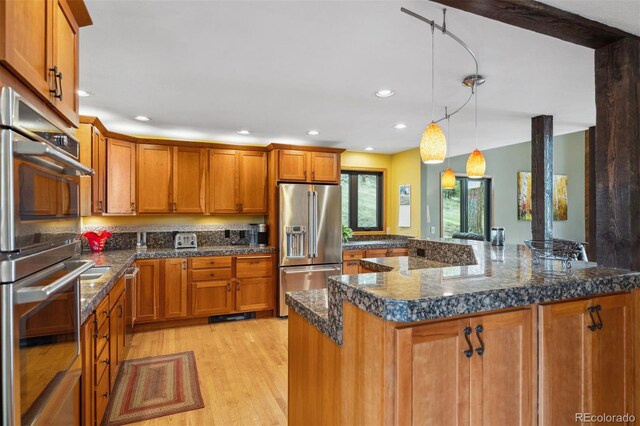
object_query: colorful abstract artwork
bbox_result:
[517,172,568,221]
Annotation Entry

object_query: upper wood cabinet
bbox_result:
[173,147,207,214]
[396,309,534,425]
[77,122,105,215]
[539,293,632,424]
[208,149,267,214]
[137,144,206,214]
[0,0,82,126]
[106,138,136,214]
[136,144,173,213]
[277,149,340,184]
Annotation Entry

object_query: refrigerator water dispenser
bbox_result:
[286,226,306,258]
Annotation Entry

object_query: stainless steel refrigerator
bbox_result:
[278,183,342,316]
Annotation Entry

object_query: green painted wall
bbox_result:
[421,130,586,244]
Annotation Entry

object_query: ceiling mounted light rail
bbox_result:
[402,7,486,172]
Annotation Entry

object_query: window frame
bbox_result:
[440,173,492,240]
[341,168,385,233]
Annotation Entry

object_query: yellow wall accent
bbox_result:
[389,148,421,237]
[82,215,265,227]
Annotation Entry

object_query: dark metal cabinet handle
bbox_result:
[474,325,485,356]
[49,66,62,99]
[102,392,109,398]
[56,70,63,101]
[312,170,315,180]
[103,358,109,365]
[227,282,231,292]
[118,304,124,318]
[130,202,135,212]
[97,200,103,211]
[463,326,473,358]
[103,334,109,341]
[587,305,603,331]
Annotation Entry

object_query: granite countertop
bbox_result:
[286,240,640,344]
[342,240,410,250]
[77,245,275,324]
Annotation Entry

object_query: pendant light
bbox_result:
[420,23,446,164]
[466,83,486,178]
[441,112,456,189]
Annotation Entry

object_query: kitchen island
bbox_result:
[286,239,640,425]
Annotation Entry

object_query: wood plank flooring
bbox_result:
[124,318,289,425]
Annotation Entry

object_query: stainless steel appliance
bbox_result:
[0,86,94,425]
[257,224,268,247]
[175,232,197,249]
[278,183,342,316]
[124,266,140,348]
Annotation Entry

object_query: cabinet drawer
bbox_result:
[343,250,364,260]
[236,256,273,278]
[96,295,110,330]
[95,369,110,426]
[191,268,232,282]
[95,342,110,386]
[95,320,109,357]
[388,248,409,257]
[365,249,388,258]
[191,256,232,270]
[109,277,125,311]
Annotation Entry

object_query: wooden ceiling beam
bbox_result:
[432,0,634,49]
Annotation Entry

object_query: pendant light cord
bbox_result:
[431,23,435,122]
[474,83,478,149]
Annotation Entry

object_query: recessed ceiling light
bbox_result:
[307,130,320,136]
[237,130,251,135]
[393,123,407,129]
[134,115,151,122]
[364,147,375,151]
[375,89,394,98]
[77,90,92,97]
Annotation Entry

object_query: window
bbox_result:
[441,175,492,240]
[341,170,383,231]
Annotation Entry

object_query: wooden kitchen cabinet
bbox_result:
[396,309,534,425]
[80,313,96,426]
[342,248,409,275]
[77,123,106,215]
[539,293,633,425]
[173,147,206,213]
[236,277,273,312]
[163,258,188,319]
[136,144,173,213]
[277,149,340,184]
[208,149,267,214]
[192,280,234,316]
[109,280,126,388]
[136,259,160,323]
[0,0,83,126]
[342,260,359,274]
[106,138,136,214]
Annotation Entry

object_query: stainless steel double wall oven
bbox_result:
[0,87,94,425]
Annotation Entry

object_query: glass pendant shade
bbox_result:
[466,149,486,178]
[441,168,456,189]
[420,122,447,164]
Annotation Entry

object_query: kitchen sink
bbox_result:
[80,266,111,280]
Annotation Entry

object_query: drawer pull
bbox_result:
[463,327,473,358]
[102,392,109,398]
[227,283,231,292]
[474,325,485,356]
[103,334,109,341]
[102,358,110,365]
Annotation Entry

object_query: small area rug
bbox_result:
[105,351,204,425]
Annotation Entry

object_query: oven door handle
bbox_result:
[15,260,94,304]
[14,139,94,176]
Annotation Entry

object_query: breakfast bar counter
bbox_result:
[286,239,640,425]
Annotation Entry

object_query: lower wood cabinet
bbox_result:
[191,280,234,316]
[395,309,534,425]
[539,293,632,424]
[236,277,273,312]
[342,247,409,274]
[81,276,127,426]
[163,258,188,319]
[136,259,160,323]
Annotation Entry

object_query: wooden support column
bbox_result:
[595,37,640,270]
[584,127,596,261]
[531,115,553,241]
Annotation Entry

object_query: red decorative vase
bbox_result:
[82,231,112,253]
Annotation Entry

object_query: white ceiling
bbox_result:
[78,0,626,156]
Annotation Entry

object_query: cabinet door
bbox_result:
[0,0,51,101]
[395,319,470,425]
[539,299,592,424]
[469,309,534,426]
[106,139,136,214]
[235,277,273,312]
[136,260,160,323]
[365,249,388,259]
[238,151,267,213]
[278,150,308,182]
[137,144,172,213]
[173,147,206,214]
[118,289,127,364]
[590,293,632,419]
[310,152,339,183]
[50,0,78,124]
[80,314,95,426]
[342,260,359,274]
[191,281,233,316]
[163,259,188,319]
[109,292,125,388]
[208,149,238,213]
[91,128,106,214]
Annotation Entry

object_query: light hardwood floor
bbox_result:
[125,318,289,425]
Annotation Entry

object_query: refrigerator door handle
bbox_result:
[313,191,319,258]
[308,191,315,258]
